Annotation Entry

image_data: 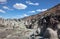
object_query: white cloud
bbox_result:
[13,3,27,9]
[3,6,13,10]
[26,1,39,6]
[21,14,29,17]
[29,11,35,13]
[20,14,29,18]
[36,9,47,12]
[0,0,7,4]
[13,14,29,18]
[0,9,6,13]
[23,14,29,16]
[28,9,47,14]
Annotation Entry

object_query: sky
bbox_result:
[0,0,60,19]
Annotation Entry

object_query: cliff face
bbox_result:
[0,4,60,39]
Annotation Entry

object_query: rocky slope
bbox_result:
[0,4,60,39]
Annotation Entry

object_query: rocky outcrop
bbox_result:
[23,4,60,39]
